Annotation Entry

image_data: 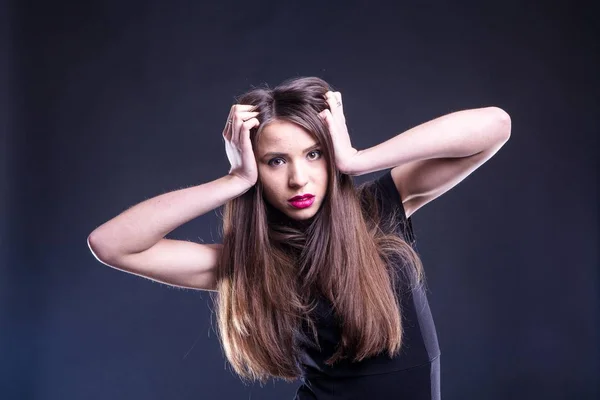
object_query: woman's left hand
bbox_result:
[319,91,360,175]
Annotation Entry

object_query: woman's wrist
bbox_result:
[225,173,256,196]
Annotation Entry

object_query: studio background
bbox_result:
[2,0,598,399]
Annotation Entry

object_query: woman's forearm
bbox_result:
[349,106,511,176]
[88,174,251,259]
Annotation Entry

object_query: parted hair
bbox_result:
[212,76,424,384]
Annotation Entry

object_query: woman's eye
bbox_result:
[268,158,284,167]
[307,150,322,160]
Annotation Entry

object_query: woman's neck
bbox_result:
[267,205,315,232]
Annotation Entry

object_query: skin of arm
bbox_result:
[351,107,511,218]
[348,106,511,176]
[87,174,252,260]
[357,107,511,218]
[320,92,511,218]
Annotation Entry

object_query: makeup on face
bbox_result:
[288,194,315,209]
[256,120,329,220]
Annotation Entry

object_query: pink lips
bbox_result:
[288,194,315,209]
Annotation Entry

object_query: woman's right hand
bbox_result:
[222,104,260,186]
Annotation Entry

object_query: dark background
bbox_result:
[3,0,598,399]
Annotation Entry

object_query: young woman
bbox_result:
[88,76,511,399]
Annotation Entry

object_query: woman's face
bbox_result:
[256,120,329,221]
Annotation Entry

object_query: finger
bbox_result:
[334,92,342,106]
[223,105,239,139]
[326,92,344,123]
[333,92,342,109]
[233,113,260,146]
[235,104,258,111]
[319,108,331,119]
[233,111,260,129]
[223,106,236,139]
[320,109,333,132]
[324,92,341,113]
[241,117,260,132]
[235,111,260,119]
[230,104,258,115]
[239,118,260,148]
[228,104,254,122]
[225,104,257,126]
[232,117,243,145]
[225,110,259,140]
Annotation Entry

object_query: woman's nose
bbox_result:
[288,163,309,187]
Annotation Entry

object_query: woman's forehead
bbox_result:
[258,121,317,149]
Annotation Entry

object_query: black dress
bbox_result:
[294,170,441,400]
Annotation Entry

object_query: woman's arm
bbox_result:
[87,174,252,290]
[88,174,250,258]
[87,104,260,290]
[350,107,511,175]
[345,106,511,218]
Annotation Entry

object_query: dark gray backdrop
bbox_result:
[3,0,598,399]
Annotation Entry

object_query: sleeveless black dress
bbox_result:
[294,170,441,400]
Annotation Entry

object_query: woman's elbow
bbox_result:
[488,106,512,140]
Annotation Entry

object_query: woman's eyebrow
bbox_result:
[262,143,320,159]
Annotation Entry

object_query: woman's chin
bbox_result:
[285,204,321,220]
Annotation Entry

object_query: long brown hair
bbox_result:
[212,77,424,383]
